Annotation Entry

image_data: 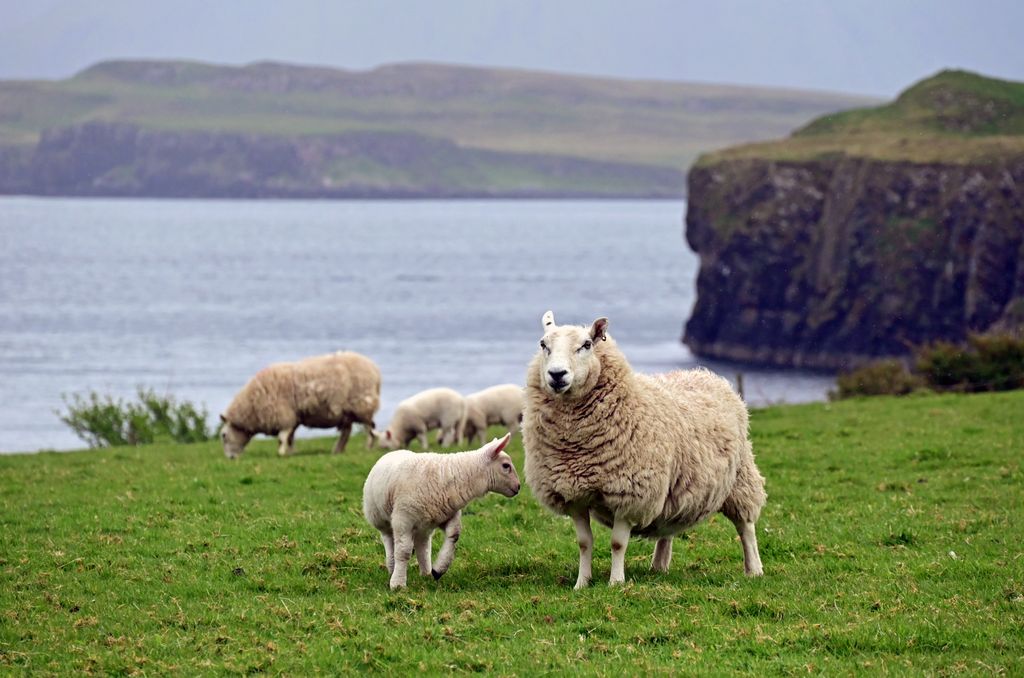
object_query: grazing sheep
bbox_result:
[220,351,380,459]
[463,384,524,445]
[371,387,467,450]
[363,433,521,589]
[523,311,766,588]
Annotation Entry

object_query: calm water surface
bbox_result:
[0,198,834,452]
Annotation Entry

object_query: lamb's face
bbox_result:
[535,311,609,399]
[481,433,521,497]
[220,421,252,459]
[371,429,401,450]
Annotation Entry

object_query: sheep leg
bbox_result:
[277,428,295,456]
[731,519,764,577]
[380,532,395,575]
[431,512,462,580]
[507,417,519,436]
[609,517,633,586]
[414,530,433,576]
[332,422,352,454]
[571,509,593,590]
[651,537,673,572]
[389,527,414,590]
[416,425,429,449]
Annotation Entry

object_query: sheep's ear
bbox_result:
[542,310,556,332]
[385,430,392,441]
[486,432,512,458]
[590,317,609,342]
[219,413,226,423]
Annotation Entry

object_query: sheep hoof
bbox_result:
[573,578,591,590]
[431,569,443,581]
[608,576,625,587]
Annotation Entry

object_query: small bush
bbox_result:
[831,360,924,400]
[58,388,214,448]
[917,333,1024,392]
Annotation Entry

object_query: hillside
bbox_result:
[684,70,1024,368]
[0,392,1021,673]
[0,59,874,198]
[699,69,1024,165]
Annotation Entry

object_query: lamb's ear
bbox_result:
[219,413,226,423]
[541,310,556,332]
[486,432,512,458]
[385,430,392,441]
[590,317,609,342]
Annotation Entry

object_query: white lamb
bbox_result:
[220,351,380,459]
[362,433,521,589]
[523,311,766,588]
[371,387,467,450]
[462,384,524,445]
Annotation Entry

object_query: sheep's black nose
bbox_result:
[548,368,568,381]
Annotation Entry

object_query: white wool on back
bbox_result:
[463,384,523,444]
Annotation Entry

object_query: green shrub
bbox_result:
[831,359,924,400]
[916,333,1024,392]
[58,388,214,448]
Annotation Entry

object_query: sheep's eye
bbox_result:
[501,462,511,471]
[578,340,592,352]
[539,340,549,353]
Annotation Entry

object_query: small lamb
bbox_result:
[462,384,524,445]
[362,433,520,589]
[371,387,467,450]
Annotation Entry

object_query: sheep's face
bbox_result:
[220,421,252,459]
[481,433,520,497]
[534,311,608,399]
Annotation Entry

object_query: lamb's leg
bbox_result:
[571,509,593,590]
[332,422,352,454]
[380,532,395,575]
[416,425,429,449]
[431,512,462,580]
[414,530,433,576]
[389,525,414,590]
[609,516,633,586]
[277,428,295,456]
[507,417,519,436]
[651,537,673,572]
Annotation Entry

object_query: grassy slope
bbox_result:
[0,60,875,170]
[700,70,1024,165]
[1,391,1021,674]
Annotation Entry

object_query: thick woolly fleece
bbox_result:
[463,384,524,445]
[222,351,380,456]
[362,434,520,589]
[523,332,766,583]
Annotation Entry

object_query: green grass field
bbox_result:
[1,391,1021,674]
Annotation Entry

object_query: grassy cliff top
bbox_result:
[699,70,1024,165]
[0,58,874,171]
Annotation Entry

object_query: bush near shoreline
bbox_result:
[832,332,1024,400]
[2,392,1021,674]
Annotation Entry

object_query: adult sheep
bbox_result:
[371,387,467,450]
[463,384,523,445]
[523,311,766,588]
[220,351,381,459]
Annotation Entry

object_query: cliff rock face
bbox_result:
[21,121,684,199]
[684,157,1024,369]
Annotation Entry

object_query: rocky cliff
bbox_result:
[683,71,1024,369]
[22,121,683,199]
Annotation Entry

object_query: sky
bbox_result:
[1,0,1022,97]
